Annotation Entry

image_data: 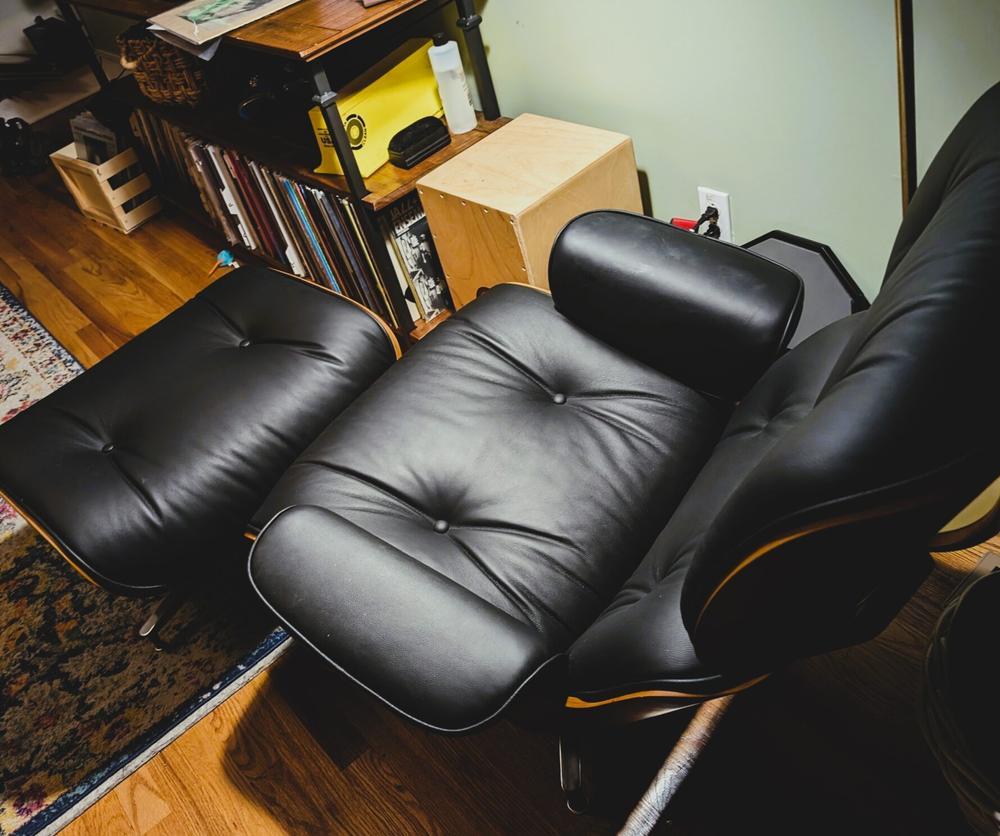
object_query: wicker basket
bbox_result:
[118,27,207,107]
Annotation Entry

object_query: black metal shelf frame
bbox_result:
[308,1,500,334]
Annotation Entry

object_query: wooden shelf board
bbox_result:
[113,77,509,211]
[409,308,451,341]
[361,115,510,210]
[228,0,442,62]
[68,0,445,62]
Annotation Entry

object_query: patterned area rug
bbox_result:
[0,284,289,835]
[0,286,80,539]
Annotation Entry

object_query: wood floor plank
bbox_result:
[0,249,105,367]
[1,182,98,271]
[56,231,191,336]
[274,658,578,836]
[66,800,136,836]
[4,175,188,338]
[344,750,449,836]
[83,217,216,304]
[77,322,123,364]
[112,768,173,835]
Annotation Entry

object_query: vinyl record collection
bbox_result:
[128,109,452,329]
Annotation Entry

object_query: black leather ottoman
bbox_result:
[0,266,397,597]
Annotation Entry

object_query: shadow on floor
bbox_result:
[220,645,704,834]
[222,635,971,836]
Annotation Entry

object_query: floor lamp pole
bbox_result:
[895,0,917,210]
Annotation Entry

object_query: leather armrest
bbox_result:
[248,505,554,732]
[549,211,804,401]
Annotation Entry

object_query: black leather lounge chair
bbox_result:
[2,82,999,808]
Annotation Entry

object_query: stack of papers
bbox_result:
[148,0,303,57]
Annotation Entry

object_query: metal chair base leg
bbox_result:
[620,695,735,835]
[559,728,590,814]
[138,589,185,650]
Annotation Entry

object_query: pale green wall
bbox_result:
[2,1,59,56]
[914,0,1000,179]
[472,0,904,299]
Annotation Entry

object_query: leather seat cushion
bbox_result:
[0,267,396,594]
[250,284,729,730]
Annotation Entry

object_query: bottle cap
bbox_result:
[433,32,448,47]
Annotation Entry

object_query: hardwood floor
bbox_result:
[0,170,217,368]
[1,169,994,835]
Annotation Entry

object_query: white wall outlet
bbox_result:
[697,186,733,243]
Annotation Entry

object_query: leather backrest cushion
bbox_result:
[549,211,803,402]
[679,82,1000,665]
[884,80,1000,286]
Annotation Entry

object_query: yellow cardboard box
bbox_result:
[309,39,444,178]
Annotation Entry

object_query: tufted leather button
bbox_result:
[433,519,450,534]
[552,393,567,405]
[102,442,116,453]
[239,338,252,348]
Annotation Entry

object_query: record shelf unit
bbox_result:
[61,0,505,342]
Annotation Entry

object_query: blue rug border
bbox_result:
[14,627,291,836]
[2,284,293,834]
[0,282,83,379]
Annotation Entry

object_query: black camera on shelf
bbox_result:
[0,118,50,177]
[23,15,91,73]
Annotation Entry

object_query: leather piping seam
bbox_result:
[694,496,934,631]
[565,672,770,709]
[220,266,402,360]
[247,505,563,734]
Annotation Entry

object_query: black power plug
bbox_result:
[693,206,721,239]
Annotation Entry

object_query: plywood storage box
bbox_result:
[416,113,642,308]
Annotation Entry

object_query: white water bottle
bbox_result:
[428,34,477,135]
